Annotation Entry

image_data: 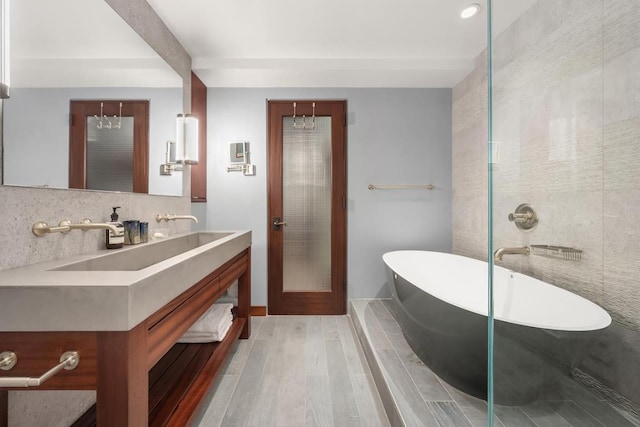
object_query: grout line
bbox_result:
[376,301,458,405]
[349,303,405,426]
[344,316,390,426]
[555,405,606,427]
[570,399,610,427]
[365,301,432,425]
[214,376,242,427]
[520,407,541,427]
[202,316,265,426]
[377,300,488,427]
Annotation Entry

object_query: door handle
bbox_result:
[272,217,287,230]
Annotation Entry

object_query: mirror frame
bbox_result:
[229,141,249,166]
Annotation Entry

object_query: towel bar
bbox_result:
[0,351,79,388]
[368,184,435,190]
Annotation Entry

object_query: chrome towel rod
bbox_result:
[368,184,435,191]
[0,351,80,388]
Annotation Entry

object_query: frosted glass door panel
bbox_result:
[282,116,332,292]
[86,116,134,192]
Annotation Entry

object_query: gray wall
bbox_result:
[206,88,452,306]
[453,0,640,407]
[3,87,183,196]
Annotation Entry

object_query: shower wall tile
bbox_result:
[518,130,603,193]
[603,191,640,259]
[493,190,605,305]
[452,234,487,263]
[603,48,640,125]
[492,2,603,105]
[491,99,523,196]
[603,257,640,329]
[452,183,487,263]
[517,67,603,140]
[452,51,489,264]
[452,127,488,195]
[603,0,640,61]
[604,117,640,190]
[453,0,640,409]
[491,0,593,71]
[452,86,487,137]
[452,53,487,104]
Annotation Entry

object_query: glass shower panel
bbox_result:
[489,0,640,425]
[86,116,134,192]
[281,116,332,292]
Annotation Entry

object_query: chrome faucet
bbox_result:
[61,219,120,235]
[32,219,119,237]
[156,214,198,223]
[493,246,530,262]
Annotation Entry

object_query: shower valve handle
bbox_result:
[508,204,539,231]
[508,212,532,223]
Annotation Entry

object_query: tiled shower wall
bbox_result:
[452,0,640,406]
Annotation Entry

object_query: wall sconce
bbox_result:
[0,0,10,99]
[159,141,184,176]
[227,141,256,176]
[176,113,198,165]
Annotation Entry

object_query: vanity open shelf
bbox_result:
[0,231,252,426]
[72,319,246,427]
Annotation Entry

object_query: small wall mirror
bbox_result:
[227,141,255,176]
[229,142,249,166]
[159,141,184,176]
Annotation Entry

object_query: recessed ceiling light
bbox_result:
[460,3,481,19]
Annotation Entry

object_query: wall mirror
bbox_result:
[229,142,249,166]
[227,141,256,176]
[1,0,184,196]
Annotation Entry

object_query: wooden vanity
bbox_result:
[0,237,251,426]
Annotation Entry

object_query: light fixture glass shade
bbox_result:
[0,0,9,99]
[176,113,198,165]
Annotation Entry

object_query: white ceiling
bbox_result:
[147,0,535,88]
[12,0,182,87]
[13,0,536,89]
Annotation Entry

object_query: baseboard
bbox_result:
[250,306,267,316]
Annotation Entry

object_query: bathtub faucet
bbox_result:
[494,246,530,262]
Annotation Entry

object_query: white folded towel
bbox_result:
[177,303,234,343]
[177,320,233,343]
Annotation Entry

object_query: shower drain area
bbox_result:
[349,299,639,427]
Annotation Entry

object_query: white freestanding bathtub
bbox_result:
[383,250,611,404]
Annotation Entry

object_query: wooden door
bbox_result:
[69,100,149,193]
[267,100,347,315]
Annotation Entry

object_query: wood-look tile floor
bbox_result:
[350,299,640,427]
[193,315,390,427]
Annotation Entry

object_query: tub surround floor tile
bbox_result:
[351,298,640,427]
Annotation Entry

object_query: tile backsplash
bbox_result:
[0,186,191,271]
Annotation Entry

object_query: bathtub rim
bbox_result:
[383,250,612,332]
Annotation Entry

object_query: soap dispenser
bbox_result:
[106,207,124,249]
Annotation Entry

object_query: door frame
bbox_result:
[69,100,149,193]
[267,100,347,315]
